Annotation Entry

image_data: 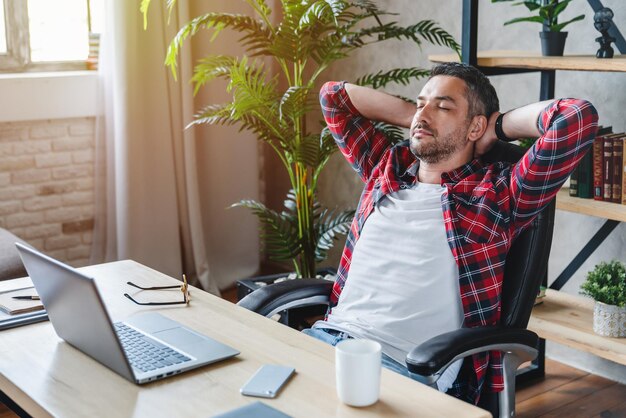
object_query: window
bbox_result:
[0,0,103,72]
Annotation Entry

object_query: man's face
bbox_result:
[409,75,472,164]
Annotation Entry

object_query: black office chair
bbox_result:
[238,142,556,418]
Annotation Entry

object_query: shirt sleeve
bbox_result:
[510,98,599,230]
[319,81,393,182]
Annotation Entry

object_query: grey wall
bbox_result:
[317,0,625,382]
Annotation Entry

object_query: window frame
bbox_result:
[0,0,88,73]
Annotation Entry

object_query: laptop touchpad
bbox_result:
[153,327,205,346]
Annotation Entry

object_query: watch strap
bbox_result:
[495,113,514,142]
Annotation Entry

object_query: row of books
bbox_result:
[569,127,626,204]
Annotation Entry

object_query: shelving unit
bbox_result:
[429,50,626,72]
[529,290,626,366]
[440,0,626,382]
[556,188,626,222]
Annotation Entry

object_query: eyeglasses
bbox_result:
[124,274,190,306]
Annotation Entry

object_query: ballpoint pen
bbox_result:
[11,295,40,300]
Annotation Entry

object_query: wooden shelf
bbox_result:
[556,188,626,222]
[529,289,626,365]
[429,50,626,72]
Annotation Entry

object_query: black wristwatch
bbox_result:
[495,113,515,142]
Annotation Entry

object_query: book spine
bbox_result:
[578,149,593,198]
[613,137,623,203]
[569,166,579,196]
[593,136,604,200]
[603,136,613,201]
[623,138,626,205]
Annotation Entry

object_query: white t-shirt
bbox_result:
[317,182,464,392]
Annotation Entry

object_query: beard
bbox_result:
[410,122,470,164]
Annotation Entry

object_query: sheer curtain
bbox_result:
[91,0,219,295]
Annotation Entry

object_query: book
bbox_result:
[0,287,43,315]
[0,309,48,331]
[622,137,626,205]
[612,136,623,203]
[577,148,593,198]
[603,136,614,201]
[569,166,578,196]
[593,135,606,200]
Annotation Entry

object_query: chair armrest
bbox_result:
[406,327,538,380]
[237,278,333,317]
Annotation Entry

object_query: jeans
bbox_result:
[302,327,432,385]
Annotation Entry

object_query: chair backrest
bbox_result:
[482,141,556,329]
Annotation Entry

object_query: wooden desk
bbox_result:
[0,261,489,418]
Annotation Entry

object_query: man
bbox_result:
[304,62,598,404]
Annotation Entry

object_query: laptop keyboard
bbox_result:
[114,323,192,373]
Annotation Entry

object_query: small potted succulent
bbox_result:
[492,0,585,56]
[580,260,626,338]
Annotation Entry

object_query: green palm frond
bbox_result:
[232,199,301,261]
[227,57,279,120]
[353,20,460,55]
[317,127,338,165]
[188,103,236,128]
[299,0,342,27]
[410,20,461,53]
[267,1,307,61]
[191,55,236,95]
[243,0,273,24]
[165,13,271,77]
[279,85,315,122]
[374,122,406,144]
[290,134,323,167]
[356,67,431,89]
[308,33,348,67]
[315,208,355,261]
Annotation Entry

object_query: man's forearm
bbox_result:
[344,83,415,128]
[500,100,553,139]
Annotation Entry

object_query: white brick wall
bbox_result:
[0,118,96,267]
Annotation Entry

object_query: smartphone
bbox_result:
[240,365,296,398]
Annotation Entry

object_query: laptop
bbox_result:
[15,243,239,384]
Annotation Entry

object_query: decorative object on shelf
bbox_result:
[492,0,585,56]
[580,260,626,337]
[594,7,616,59]
[141,0,460,279]
[87,33,100,71]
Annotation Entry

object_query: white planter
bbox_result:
[593,301,626,338]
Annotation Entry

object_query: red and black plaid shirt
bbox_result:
[320,81,598,404]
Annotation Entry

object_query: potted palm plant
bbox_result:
[141,0,459,286]
[580,260,626,337]
[492,0,585,56]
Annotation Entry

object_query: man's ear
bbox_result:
[467,115,488,143]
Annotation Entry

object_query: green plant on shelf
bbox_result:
[492,0,585,32]
[580,260,626,307]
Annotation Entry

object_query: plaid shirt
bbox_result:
[320,81,598,404]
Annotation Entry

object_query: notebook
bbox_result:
[15,243,240,384]
[0,287,43,315]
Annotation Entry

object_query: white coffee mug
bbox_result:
[335,339,382,407]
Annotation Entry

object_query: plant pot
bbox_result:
[539,31,568,56]
[593,301,626,337]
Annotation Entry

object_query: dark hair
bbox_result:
[429,62,499,119]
